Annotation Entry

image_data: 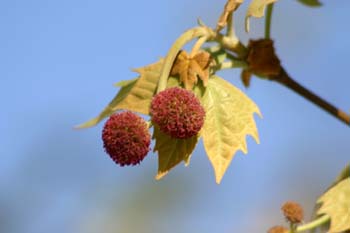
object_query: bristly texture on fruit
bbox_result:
[281,201,304,224]
[267,226,288,233]
[102,111,151,166]
[150,87,205,139]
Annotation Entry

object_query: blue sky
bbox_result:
[1,1,349,233]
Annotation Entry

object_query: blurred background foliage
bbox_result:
[1,0,349,232]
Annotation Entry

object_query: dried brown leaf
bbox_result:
[193,50,212,68]
[170,50,212,90]
[241,69,252,87]
[193,51,212,86]
[216,0,244,32]
[246,39,281,77]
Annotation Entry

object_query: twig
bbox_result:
[273,68,350,126]
[227,12,234,37]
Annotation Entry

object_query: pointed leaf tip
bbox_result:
[201,76,261,184]
[77,59,165,128]
[113,78,138,87]
[153,126,199,180]
[245,0,278,32]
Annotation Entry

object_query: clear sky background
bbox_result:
[1,1,349,233]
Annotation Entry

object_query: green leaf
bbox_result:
[201,76,261,183]
[76,59,164,128]
[317,178,350,233]
[153,126,199,180]
[297,0,322,7]
[245,0,278,32]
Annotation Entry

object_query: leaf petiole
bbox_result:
[290,214,330,232]
[157,27,214,94]
[190,36,209,57]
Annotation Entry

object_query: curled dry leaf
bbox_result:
[216,0,244,32]
[246,39,281,77]
[170,50,212,90]
[241,69,252,88]
[245,0,278,32]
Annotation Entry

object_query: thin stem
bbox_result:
[214,60,247,71]
[227,12,234,37]
[213,32,248,57]
[206,34,350,126]
[157,27,213,93]
[204,44,247,71]
[292,214,330,232]
[289,223,296,233]
[274,68,350,126]
[179,28,350,128]
[205,44,222,53]
[265,3,274,39]
[190,36,208,57]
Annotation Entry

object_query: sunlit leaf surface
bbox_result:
[201,76,261,183]
[317,178,350,233]
[77,60,164,128]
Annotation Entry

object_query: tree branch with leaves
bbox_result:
[78,0,349,232]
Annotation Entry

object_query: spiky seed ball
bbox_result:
[267,226,288,233]
[102,111,151,166]
[150,87,205,139]
[281,201,304,224]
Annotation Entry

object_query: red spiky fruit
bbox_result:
[102,111,151,166]
[150,87,205,139]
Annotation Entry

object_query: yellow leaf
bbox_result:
[153,126,199,180]
[201,76,261,183]
[245,0,278,32]
[76,59,164,128]
[317,178,350,233]
[117,59,165,114]
[113,78,138,87]
[332,164,350,187]
[76,78,138,128]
